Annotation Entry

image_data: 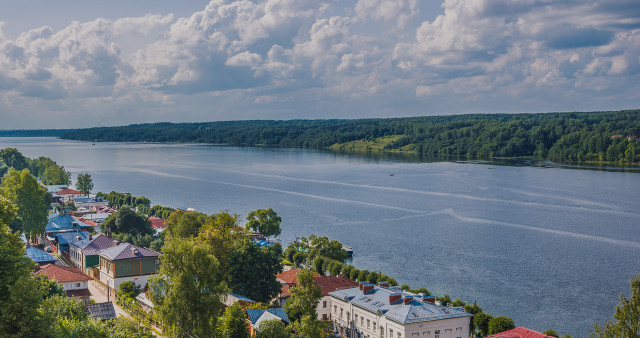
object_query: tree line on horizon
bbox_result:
[60,110,640,165]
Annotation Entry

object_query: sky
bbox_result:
[0,0,639,129]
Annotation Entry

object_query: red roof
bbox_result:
[488,327,554,338]
[35,264,92,283]
[56,189,84,195]
[276,268,320,284]
[314,275,358,296]
[278,270,357,297]
[149,216,166,229]
[73,216,99,227]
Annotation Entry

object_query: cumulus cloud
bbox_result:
[0,0,639,128]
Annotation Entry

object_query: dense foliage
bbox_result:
[591,274,640,337]
[61,110,640,164]
[0,197,151,337]
[0,169,50,240]
[0,148,71,184]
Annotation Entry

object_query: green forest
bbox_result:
[60,110,640,165]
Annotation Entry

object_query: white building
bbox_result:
[35,263,93,305]
[329,282,472,338]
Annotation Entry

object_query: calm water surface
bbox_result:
[2,137,639,337]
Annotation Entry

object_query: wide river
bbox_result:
[2,137,639,336]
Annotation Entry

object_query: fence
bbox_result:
[115,292,164,334]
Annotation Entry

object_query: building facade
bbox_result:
[329,282,472,338]
[98,243,160,293]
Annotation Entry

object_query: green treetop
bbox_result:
[228,238,283,303]
[149,237,228,337]
[0,169,49,240]
[283,269,323,324]
[591,274,640,337]
[76,173,93,196]
[245,208,282,238]
[218,303,250,338]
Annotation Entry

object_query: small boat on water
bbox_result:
[342,245,353,256]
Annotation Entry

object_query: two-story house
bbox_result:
[98,243,160,293]
[329,282,472,338]
[69,234,118,275]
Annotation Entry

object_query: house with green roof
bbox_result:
[98,243,160,293]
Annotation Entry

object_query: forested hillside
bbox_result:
[60,110,640,164]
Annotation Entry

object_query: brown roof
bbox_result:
[276,268,320,284]
[279,272,357,298]
[314,275,359,296]
[149,217,166,228]
[35,264,92,283]
[56,189,84,195]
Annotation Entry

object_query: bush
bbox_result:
[118,281,141,299]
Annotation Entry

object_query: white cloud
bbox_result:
[0,0,639,128]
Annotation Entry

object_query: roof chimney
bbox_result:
[422,296,435,303]
[362,284,374,295]
[389,293,402,304]
[403,296,413,304]
[88,234,93,240]
[112,240,120,247]
[75,236,82,241]
[358,281,370,290]
[378,281,390,288]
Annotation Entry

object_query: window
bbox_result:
[435,330,440,338]
[323,300,327,308]
[373,322,376,331]
[361,316,364,325]
[367,319,370,329]
[390,328,393,337]
[322,314,328,320]
[398,333,401,338]
[355,314,358,322]
[334,305,337,313]
[76,283,80,287]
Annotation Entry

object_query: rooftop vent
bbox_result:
[403,296,413,304]
[72,222,78,227]
[75,236,82,241]
[132,248,139,255]
[435,300,442,306]
[422,296,436,303]
[362,284,375,295]
[389,293,402,304]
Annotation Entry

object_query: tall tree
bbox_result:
[218,304,250,338]
[149,238,227,337]
[76,173,94,196]
[229,238,283,303]
[245,208,282,238]
[283,269,322,323]
[591,274,640,337]
[0,197,34,305]
[0,169,49,240]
